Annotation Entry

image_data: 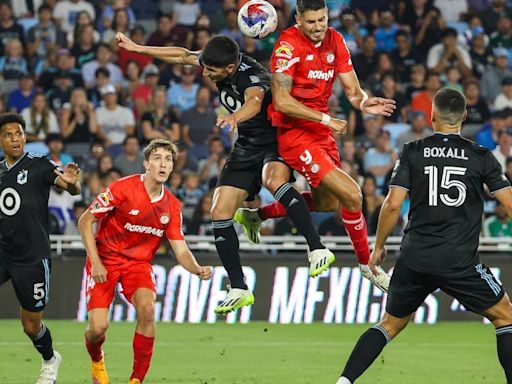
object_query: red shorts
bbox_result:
[85,258,156,311]
[277,131,341,188]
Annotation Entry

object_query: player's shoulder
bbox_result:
[275,26,302,49]
[110,174,142,189]
[163,187,181,208]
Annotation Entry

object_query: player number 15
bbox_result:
[424,165,467,207]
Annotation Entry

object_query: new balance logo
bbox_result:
[289,198,299,207]
[35,300,44,308]
[129,209,139,215]
[215,236,226,242]
[305,54,314,61]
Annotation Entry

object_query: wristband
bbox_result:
[320,113,331,125]
[359,90,369,113]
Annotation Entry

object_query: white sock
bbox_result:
[336,377,352,384]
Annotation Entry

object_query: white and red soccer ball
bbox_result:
[237,0,278,39]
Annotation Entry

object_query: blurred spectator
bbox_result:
[396,110,433,151]
[391,30,421,83]
[26,4,66,65]
[336,8,367,54]
[146,13,188,48]
[434,0,468,22]
[174,146,199,173]
[365,52,394,94]
[181,87,216,158]
[491,128,512,170]
[174,0,201,27]
[140,87,181,144]
[505,156,512,183]
[178,171,206,218]
[53,0,95,34]
[411,71,442,123]
[121,59,142,104]
[489,14,512,51]
[117,25,152,71]
[37,48,84,90]
[114,135,144,176]
[352,35,377,83]
[411,5,444,55]
[191,26,212,51]
[493,77,512,111]
[48,184,83,234]
[0,2,25,56]
[243,36,268,64]
[405,64,426,100]
[66,10,101,48]
[427,27,472,78]
[355,114,382,157]
[168,65,200,113]
[21,92,60,142]
[63,201,88,236]
[480,48,511,102]
[374,9,399,52]
[0,38,28,80]
[95,84,136,147]
[318,213,347,236]
[7,74,36,112]
[46,133,73,166]
[480,0,512,34]
[340,136,362,178]
[102,8,132,47]
[46,71,74,116]
[376,71,408,123]
[132,64,160,118]
[210,0,237,32]
[219,8,244,48]
[168,171,183,195]
[363,129,398,193]
[198,136,226,184]
[99,0,136,35]
[71,24,99,69]
[361,174,384,235]
[445,66,464,93]
[483,202,512,236]
[463,78,490,124]
[88,67,111,108]
[86,153,115,197]
[475,110,507,149]
[60,88,98,152]
[80,141,106,177]
[469,27,492,78]
[188,190,213,235]
[82,43,123,89]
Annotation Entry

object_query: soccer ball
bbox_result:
[237,0,278,39]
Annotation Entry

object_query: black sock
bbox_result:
[497,324,512,383]
[274,183,324,251]
[213,220,247,289]
[32,323,54,361]
[341,325,390,382]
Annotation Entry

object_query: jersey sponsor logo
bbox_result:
[220,90,242,112]
[124,222,164,237]
[249,75,261,84]
[307,69,334,81]
[129,209,139,215]
[275,58,289,69]
[0,187,21,216]
[160,215,169,224]
[326,52,335,63]
[305,54,314,61]
[423,147,468,160]
[17,169,28,185]
[275,44,293,59]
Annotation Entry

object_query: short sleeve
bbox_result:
[238,64,271,94]
[270,36,301,76]
[89,181,124,218]
[166,202,185,240]
[389,144,411,190]
[334,31,354,73]
[483,151,511,194]
[42,158,63,186]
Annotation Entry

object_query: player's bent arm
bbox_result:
[55,177,81,195]
[168,239,203,276]
[374,187,408,249]
[271,73,328,123]
[494,188,512,217]
[78,210,102,265]
[232,87,266,123]
[338,71,368,111]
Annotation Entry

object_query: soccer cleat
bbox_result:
[128,379,141,384]
[359,264,390,293]
[36,350,62,384]
[308,248,336,277]
[214,285,255,314]
[234,208,262,244]
[91,351,109,384]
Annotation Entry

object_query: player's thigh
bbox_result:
[85,261,121,311]
[131,287,157,321]
[120,262,156,305]
[10,258,51,312]
[311,184,340,212]
[482,293,512,327]
[441,262,506,320]
[319,167,363,210]
[0,258,10,287]
[262,160,293,194]
[386,259,438,318]
[211,185,249,220]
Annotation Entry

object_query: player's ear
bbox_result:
[462,109,467,122]
[227,63,235,74]
[295,13,301,26]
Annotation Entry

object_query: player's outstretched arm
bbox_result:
[54,162,81,195]
[78,210,108,283]
[216,87,265,132]
[115,32,201,66]
[271,73,347,135]
[168,239,212,280]
[338,70,396,117]
[494,188,512,217]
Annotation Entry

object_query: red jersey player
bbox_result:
[237,0,395,291]
[78,139,212,384]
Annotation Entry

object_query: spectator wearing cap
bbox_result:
[489,14,512,52]
[26,4,66,63]
[475,110,508,149]
[492,127,512,170]
[46,133,74,166]
[21,92,60,142]
[52,0,96,34]
[494,77,512,111]
[95,84,136,148]
[469,24,492,78]
[481,48,512,102]
[396,111,433,151]
[480,0,512,34]
[426,27,473,78]
[167,65,200,114]
[373,9,399,53]
[117,26,152,72]
[132,64,160,118]
[411,71,442,124]
[37,48,84,90]
[390,30,422,83]
[0,2,25,56]
[336,8,368,55]
[463,78,490,125]
[363,129,398,194]
[114,135,144,176]
[81,43,123,89]
[0,38,28,81]
[7,74,36,113]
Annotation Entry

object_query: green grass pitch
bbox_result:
[0,320,504,383]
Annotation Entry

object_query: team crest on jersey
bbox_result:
[275,42,293,59]
[326,52,335,63]
[17,169,28,185]
[275,58,289,70]
[97,189,113,206]
[160,215,169,224]
[311,164,320,174]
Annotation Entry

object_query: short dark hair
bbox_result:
[395,30,409,40]
[297,0,326,13]
[95,67,110,78]
[433,88,466,125]
[441,27,458,39]
[123,134,139,146]
[0,113,25,131]
[200,36,239,68]
[143,139,179,161]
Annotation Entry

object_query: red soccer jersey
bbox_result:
[269,26,353,137]
[89,174,184,265]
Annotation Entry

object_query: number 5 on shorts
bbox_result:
[33,282,45,300]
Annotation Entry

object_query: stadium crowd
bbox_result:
[1,0,512,238]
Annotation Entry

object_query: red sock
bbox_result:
[341,207,370,265]
[85,334,105,362]
[259,191,318,220]
[131,332,155,382]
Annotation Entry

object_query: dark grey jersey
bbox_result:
[0,153,61,265]
[213,53,276,148]
[390,133,510,276]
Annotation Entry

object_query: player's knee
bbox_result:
[341,188,363,211]
[88,318,109,338]
[210,204,231,220]
[379,314,409,339]
[137,302,155,324]
[21,317,41,338]
[263,176,286,194]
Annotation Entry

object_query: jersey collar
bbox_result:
[140,174,165,203]
[2,152,27,170]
